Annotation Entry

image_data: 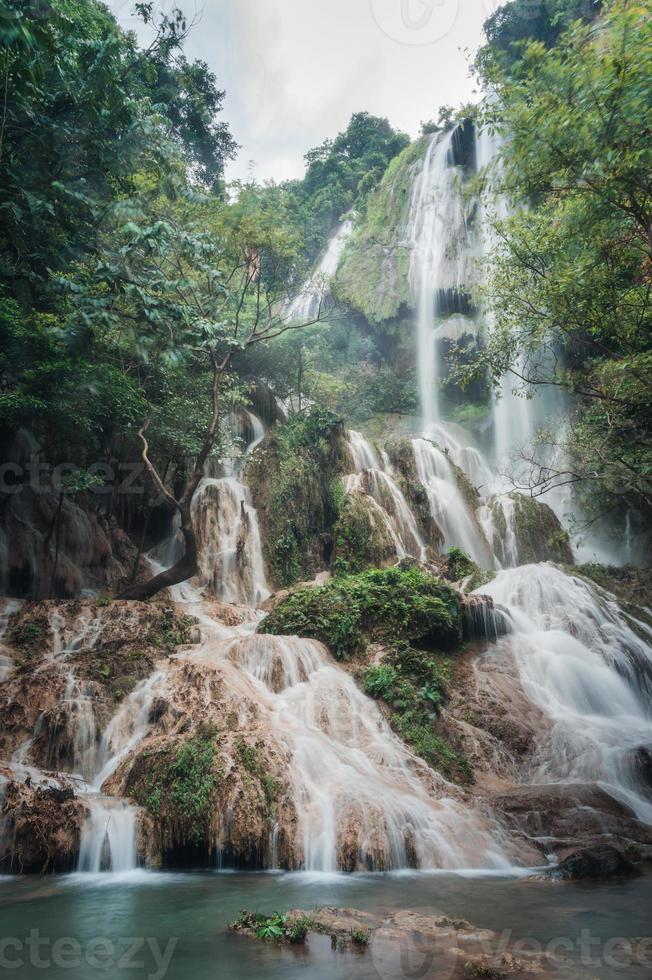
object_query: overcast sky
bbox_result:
[109,0,501,183]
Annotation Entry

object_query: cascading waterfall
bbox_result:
[345,431,426,560]
[192,477,269,607]
[412,438,490,565]
[406,130,470,432]
[477,565,652,824]
[150,410,270,607]
[218,632,514,871]
[77,798,138,873]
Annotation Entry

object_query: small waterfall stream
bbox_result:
[286,219,353,322]
[345,430,426,560]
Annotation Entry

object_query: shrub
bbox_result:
[260,565,462,659]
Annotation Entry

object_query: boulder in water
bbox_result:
[555,844,641,880]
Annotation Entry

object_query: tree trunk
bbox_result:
[47,491,65,598]
[116,503,198,600]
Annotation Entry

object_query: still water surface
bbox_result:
[1,868,651,979]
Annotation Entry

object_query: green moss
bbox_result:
[10,622,43,650]
[497,493,573,564]
[246,408,346,587]
[332,492,396,576]
[362,645,471,783]
[131,729,220,844]
[236,736,263,776]
[443,547,494,589]
[335,139,427,323]
[259,565,462,659]
[153,607,194,652]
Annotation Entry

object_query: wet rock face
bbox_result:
[555,844,641,880]
[0,776,87,873]
[0,600,196,775]
[484,492,573,566]
[489,783,652,860]
[0,486,145,599]
[112,653,301,871]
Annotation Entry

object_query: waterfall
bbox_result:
[149,410,270,607]
[412,438,490,565]
[222,633,513,871]
[477,565,652,824]
[192,477,270,607]
[286,219,353,322]
[477,494,520,569]
[345,431,426,560]
[406,130,469,432]
[77,797,138,873]
[75,670,167,873]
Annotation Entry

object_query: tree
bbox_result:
[0,0,235,302]
[66,185,335,599]
[476,0,652,532]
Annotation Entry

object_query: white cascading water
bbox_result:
[150,410,270,608]
[77,798,138,873]
[192,476,269,607]
[345,430,426,560]
[206,632,514,871]
[412,437,491,565]
[477,565,652,823]
[406,129,468,431]
[76,669,168,873]
[286,219,353,322]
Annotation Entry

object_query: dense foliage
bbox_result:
[259,565,462,658]
[283,111,409,263]
[475,0,652,537]
[246,409,346,586]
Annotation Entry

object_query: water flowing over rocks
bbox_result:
[2,126,652,886]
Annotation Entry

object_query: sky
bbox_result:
[109,0,502,184]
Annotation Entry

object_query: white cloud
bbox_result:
[111,0,494,183]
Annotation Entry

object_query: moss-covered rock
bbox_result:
[485,493,573,565]
[259,565,462,659]
[334,140,427,323]
[361,645,472,784]
[245,409,347,588]
[331,492,397,575]
[127,727,222,847]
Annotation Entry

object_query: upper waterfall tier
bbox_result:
[285,219,353,322]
